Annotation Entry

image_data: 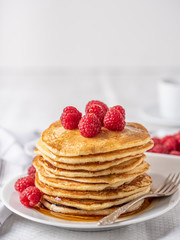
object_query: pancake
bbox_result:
[43,161,150,184]
[35,160,138,191]
[34,154,145,177]
[41,198,145,216]
[35,174,152,200]
[36,137,153,164]
[37,171,136,192]
[41,121,151,156]
[42,186,150,211]
[35,149,144,171]
[34,157,150,185]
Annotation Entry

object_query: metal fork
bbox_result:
[98,173,180,226]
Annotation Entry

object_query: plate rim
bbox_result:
[1,156,180,230]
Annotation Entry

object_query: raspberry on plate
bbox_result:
[85,100,108,115]
[104,109,125,131]
[152,137,161,145]
[110,105,125,119]
[78,113,101,138]
[28,165,36,178]
[161,135,172,144]
[20,186,41,207]
[86,104,105,125]
[163,137,177,152]
[149,144,167,154]
[174,132,180,145]
[14,176,35,192]
[60,107,82,130]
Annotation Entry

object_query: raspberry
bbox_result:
[63,106,81,116]
[174,132,180,145]
[60,107,82,130]
[152,137,161,145]
[78,113,101,138]
[15,176,34,192]
[104,109,125,131]
[161,135,172,144]
[28,165,36,178]
[20,186,41,207]
[85,100,108,115]
[177,145,180,151]
[149,144,168,154]
[110,105,125,119]
[170,150,180,156]
[163,137,177,152]
[86,104,105,125]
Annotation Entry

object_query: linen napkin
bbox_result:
[0,128,34,226]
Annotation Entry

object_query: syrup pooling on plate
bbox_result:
[34,198,155,222]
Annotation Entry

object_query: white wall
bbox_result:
[1,0,180,70]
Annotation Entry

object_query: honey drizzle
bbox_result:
[33,198,155,222]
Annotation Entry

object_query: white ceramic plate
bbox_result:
[140,105,180,127]
[1,154,180,231]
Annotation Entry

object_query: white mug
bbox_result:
[158,78,180,120]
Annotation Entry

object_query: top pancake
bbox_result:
[41,121,151,156]
[36,138,153,164]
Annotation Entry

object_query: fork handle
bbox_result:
[98,193,155,226]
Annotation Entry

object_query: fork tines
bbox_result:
[156,173,180,195]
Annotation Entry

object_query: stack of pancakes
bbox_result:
[33,121,153,216]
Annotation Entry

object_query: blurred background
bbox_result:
[0,0,180,133]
